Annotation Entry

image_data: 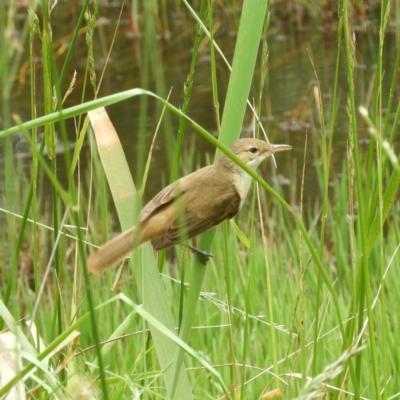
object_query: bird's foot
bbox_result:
[184,245,213,264]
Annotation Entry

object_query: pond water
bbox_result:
[2,1,398,204]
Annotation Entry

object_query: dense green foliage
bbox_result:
[1,1,399,398]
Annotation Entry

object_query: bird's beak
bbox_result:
[264,144,292,154]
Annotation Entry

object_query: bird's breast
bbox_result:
[232,171,253,208]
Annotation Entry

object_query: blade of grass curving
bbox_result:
[88,108,193,399]
[1,88,345,342]
[2,87,340,299]
[0,90,150,138]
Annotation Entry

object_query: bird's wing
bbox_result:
[152,187,241,250]
[139,165,214,222]
[139,180,183,222]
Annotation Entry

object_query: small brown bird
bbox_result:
[87,138,291,273]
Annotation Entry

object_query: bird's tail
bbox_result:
[87,226,141,274]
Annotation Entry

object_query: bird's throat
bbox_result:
[233,170,254,208]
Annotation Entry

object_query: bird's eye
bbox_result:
[249,147,258,154]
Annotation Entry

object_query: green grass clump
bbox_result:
[1,0,400,399]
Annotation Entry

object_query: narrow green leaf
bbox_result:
[88,108,193,399]
[230,219,250,248]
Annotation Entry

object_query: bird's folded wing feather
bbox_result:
[139,165,214,222]
[139,180,183,222]
[152,187,241,250]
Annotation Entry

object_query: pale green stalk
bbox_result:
[339,0,380,397]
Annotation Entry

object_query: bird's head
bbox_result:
[220,138,292,171]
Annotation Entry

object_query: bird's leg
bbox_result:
[182,244,213,264]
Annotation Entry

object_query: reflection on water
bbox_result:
[2,1,398,203]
